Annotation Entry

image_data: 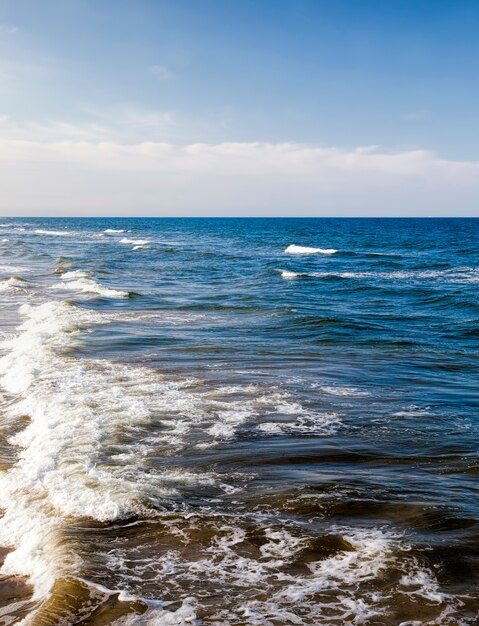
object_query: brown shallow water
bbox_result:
[1,499,479,624]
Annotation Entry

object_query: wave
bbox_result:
[120,238,150,246]
[279,267,479,283]
[34,229,74,237]
[53,269,130,298]
[284,244,338,255]
[280,270,305,279]
[0,301,221,600]
[0,300,323,612]
[132,244,151,251]
[0,276,28,293]
[104,229,126,233]
[0,264,31,273]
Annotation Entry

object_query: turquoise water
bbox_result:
[0,218,477,624]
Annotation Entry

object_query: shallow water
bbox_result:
[0,217,477,625]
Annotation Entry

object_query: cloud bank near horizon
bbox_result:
[1,124,478,216]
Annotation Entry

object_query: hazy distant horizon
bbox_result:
[3,214,479,220]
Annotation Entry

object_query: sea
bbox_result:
[0,217,477,625]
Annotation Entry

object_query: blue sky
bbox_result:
[1,0,479,215]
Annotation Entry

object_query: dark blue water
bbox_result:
[0,218,477,624]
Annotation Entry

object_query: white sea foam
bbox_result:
[53,269,130,298]
[257,411,341,436]
[104,229,126,233]
[101,311,210,326]
[132,245,151,250]
[316,385,370,397]
[192,386,330,446]
[277,527,394,603]
[280,267,479,283]
[0,302,226,598]
[399,565,448,603]
[393,405,433,418]
[114,597,199,625]
[102,520,457,625]
[284,244,338,255]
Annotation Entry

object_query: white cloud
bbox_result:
[0,125,478,215]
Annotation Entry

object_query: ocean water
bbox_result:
[0,217,477,625]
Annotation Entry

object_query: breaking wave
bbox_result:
[0,299,327,617]
[53,269,131,298]
[0,276,28,293]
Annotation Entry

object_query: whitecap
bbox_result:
[280,270,303,279]
[120,238,150,246]
[284,244,338,255]
[34,229,74,236]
